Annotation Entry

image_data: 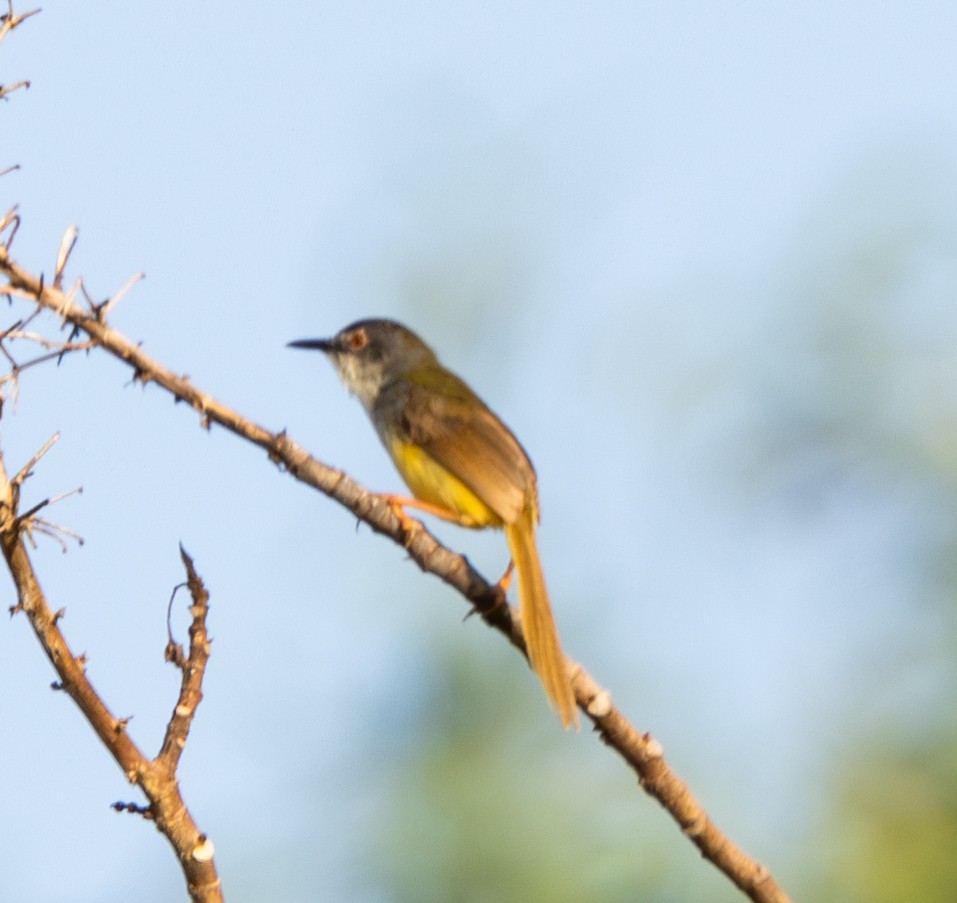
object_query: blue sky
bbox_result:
[2,3,956,900]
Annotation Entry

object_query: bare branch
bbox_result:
[0,244,790,902]
[0,78,30,99]
[0,445,224,903]
[1,324,95,352]
[12,430,58,486]
[19,513,83,552]
[157,545,212,774]
[0,313,98,404]
[16,485,83,541]
[0,3,41,47]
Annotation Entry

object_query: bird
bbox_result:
[289,319,577,728]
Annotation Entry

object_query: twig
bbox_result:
[157,546,212,773]
[0,244,790,902]
[17,484,82,525]
[12,430,58,486]
[0,2,40,46]
[20,513,83,552]
[53,226,78,289]
[0,321,97,404]
[0,326,95,351]
[97,271,144,318]
[0,205,20,249]
[0,447,223,903]
[0,78,30,100]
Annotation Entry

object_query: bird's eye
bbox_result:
[348,329,368,351]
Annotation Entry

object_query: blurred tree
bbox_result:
[821,723,957,902]
[370,636,746,902]
[761,153,957,902]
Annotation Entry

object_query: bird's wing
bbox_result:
[385,368,537,524]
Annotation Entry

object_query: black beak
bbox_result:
[287,337,335,353]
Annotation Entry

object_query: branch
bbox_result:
[0,443,223,903]
[0,78,29,100]
[158,545,212,774]
[0,245,791,903]
[0,2,40,48]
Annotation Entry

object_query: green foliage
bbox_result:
[821,728,957,902]
[369,640,728,903]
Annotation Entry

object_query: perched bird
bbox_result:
[290,319,577,728]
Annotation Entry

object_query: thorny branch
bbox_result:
[0,446,223,903]
[158,547,214,775]
[1,5,788,900]
[0,2,39,47]
[0,235,791,903]
[0,3,37,99]
[0,78,29,100]
[2,7,221,902]
[0,307,97,407]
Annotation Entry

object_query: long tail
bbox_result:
[505,508,578,729]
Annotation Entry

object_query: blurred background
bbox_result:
[1,3,956,901]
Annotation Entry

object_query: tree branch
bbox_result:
[157,545,212,775]
[0,2,40,48]
[0,443,223,903]
[0,242,791,903]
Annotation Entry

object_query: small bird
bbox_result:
[289,319,577,728]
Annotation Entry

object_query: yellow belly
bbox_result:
[386,437,503,528]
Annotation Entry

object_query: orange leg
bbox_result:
[379,493,476,529]
[497,559,515,593]
[464,559,513,623]
[379,494,420,534]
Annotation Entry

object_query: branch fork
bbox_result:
[0,442,223,903]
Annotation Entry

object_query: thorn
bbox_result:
[0,204,20,249]
[12,432,60,487]
[111,801,153,819]
[53,226,78,290]
[16,515,84,553]
[56,280,80,326]
[98,271,144,319]
[78,278,94,308]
